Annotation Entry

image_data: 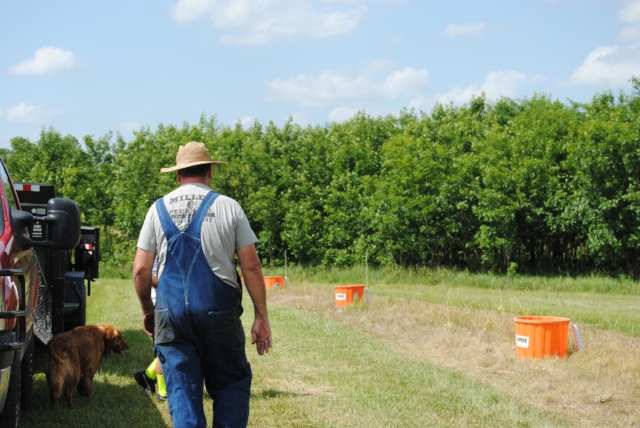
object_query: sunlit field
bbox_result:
[22,269,640,427]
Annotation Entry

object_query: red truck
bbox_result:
[0,157,98,427]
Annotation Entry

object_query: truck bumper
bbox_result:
[0,364,11,410]
[0,331,17,412]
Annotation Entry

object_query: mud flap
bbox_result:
[34,277,52,344]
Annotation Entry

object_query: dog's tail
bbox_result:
[46,344,71,405]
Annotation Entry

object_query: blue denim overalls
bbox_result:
[154,191,252,428]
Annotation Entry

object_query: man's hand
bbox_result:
[251,318,272,355]
[238,244,273,356]
[143,312,154,337]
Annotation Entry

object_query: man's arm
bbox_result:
[236,244,272,355]
[133,247,156,337]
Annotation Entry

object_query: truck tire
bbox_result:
[0,351,21,428]
[20,335,33,412]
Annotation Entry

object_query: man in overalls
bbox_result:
[134,142,273,427]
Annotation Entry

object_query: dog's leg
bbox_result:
[65,367,81,409]
[77,374,86,396]
[78,370,95,397]
[64,381,77,409]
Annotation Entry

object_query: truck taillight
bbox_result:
[14,183,40,192]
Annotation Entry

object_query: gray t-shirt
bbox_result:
[137,183,258,288]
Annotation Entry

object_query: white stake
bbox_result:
[558,292,585,352]
[365,251,370,305]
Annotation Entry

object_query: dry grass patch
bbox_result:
[268,282,640,428]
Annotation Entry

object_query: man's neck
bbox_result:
[176,166,212,187]
[179,177,209,186]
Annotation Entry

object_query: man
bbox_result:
[133,141,272,428]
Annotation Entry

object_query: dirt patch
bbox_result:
[268,284,640,428]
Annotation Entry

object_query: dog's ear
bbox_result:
[96,323,119,341]
[98,324,127,356]
[103,325,118,341]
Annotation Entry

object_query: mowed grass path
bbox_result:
[249,305,567,427]
[23,277,572,427]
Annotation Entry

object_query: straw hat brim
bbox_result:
[160,160,226,173]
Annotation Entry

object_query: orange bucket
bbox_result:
[263,276,285,290]
[334,285,365,307]
[514,316,570,359]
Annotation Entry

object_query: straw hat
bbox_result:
[160,142,226,173]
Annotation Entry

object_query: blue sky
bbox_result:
[1,0,640,148]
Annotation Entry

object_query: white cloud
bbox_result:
[408,95,428,110]
[617,2,640,41]
[289,112,311,126]
[618,1,640,24]
[443,22,486,37]
[8,47,79,76]
[531,73,547,84]
[170,0,215,23]
[569,44,640,86]
[169,0,366,45]
[433,70,526,105]
[480,70,527,98]
[3,103,56,123]
[437,88,478,106]
[618,26,640,41]
[327,106,361,122]
[265,61,429,106]
[232,116,255,128]
[407,70,526,112]
[0,109,3,120]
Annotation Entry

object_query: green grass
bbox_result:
[108,262,640,294]
[22,276,571,427]
[249,305,567,428]
[23,278,171,427]
[367,282,640,337]
[268,265,640,294]
[260,265,640,336]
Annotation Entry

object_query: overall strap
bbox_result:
[155,197,178,239]
[155,191,220,240]
[184,191,219,238]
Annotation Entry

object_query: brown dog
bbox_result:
[46,323,129,408]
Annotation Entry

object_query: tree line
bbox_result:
[2,82,639,278]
